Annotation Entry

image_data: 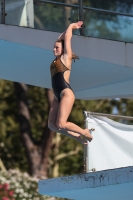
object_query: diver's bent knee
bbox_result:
[56,122,66,130]
[48,121,58,132]
[48,121,54,130]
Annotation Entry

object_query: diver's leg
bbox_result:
[48,98,87,144]
[56,89,93,142]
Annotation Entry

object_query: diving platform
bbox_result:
[39,114,133,200]
[0,24,133,100]
[39,166,133,200]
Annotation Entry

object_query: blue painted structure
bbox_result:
[39,166,133,200]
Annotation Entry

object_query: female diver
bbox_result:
[48,21,93,144]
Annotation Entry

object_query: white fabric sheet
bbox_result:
[5,0,34,27]
[85,116,133,172]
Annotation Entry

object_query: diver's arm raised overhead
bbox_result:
[63,21,83,60]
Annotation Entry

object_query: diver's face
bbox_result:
[53,42,63,57]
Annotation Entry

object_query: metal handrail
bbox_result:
[1,0,5,24]
[83,111,133,120]
[83,6,133,17]
[1,0,133,29]
[35,0,133,18]
[35,0,79,8]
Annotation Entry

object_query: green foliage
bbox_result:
[27,85,49,141]
[0,80,49,172]
[0,169,50,200]
[2,82,133,178]
[0,80,23,170]
[0,79,115,177]
[58,135,83,176]
[111,98,133,125]
[34,3,67,31]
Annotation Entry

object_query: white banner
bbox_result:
[85,116,133,172]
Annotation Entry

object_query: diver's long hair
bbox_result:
[56,39,79,62]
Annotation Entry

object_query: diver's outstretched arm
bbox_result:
[58,21,83,40]
[63,21,83,58]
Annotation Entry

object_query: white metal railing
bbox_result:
[83,111,133,120]
[1,0,133,36]
[35,0,133,17]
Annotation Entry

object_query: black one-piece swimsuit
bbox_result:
[50,57,73,102]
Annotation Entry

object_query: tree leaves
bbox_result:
[0,79,115,177]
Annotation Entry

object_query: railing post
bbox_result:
[84,143,89,173]
[1,0,5,24]
[83,111,88,173]
[78,0,84,35]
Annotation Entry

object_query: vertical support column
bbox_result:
[83,111,89,173]
[83,142,89,173]
[83,142,86,172]
[83,111,95,173]
[78,0,84,35]
[1,0,5,24]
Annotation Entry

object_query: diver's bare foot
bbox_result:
[83,129,93,142]
[75,135,87,145]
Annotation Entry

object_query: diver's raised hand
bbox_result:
[72,21,83,29]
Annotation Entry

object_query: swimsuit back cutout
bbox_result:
[50,57,73,102]
[50,57,70,77]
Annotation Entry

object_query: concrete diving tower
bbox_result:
[39,114,133,199]
[0,24,133,100]
[39,166,133,200]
